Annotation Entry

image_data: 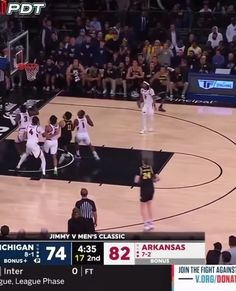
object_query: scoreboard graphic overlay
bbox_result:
[0,232,204,290]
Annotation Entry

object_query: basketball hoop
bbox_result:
[17,63,25,71]
[24,63,39,81]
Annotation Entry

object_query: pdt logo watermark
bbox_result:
[0,1,46,15]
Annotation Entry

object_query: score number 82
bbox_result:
[104,243,135,265]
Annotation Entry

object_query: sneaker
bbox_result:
[93,152,100,161]
[46,86,50,92]
[143,223,151,232]
[181,94,185,99]
[169,94,173,101]
[54,168,58,175]
[103,89,107,95]
[51,85,55,91]
[59,155,65,165]
[148,221,155,230]
[110,90,115,97]
[158,107,166,112]
[140,130,146,134]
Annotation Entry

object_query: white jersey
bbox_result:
[18,112,30,130]
[47,124,60,140]
[141,88,155,107]
[26,125,44,144]
[76,117,88,134]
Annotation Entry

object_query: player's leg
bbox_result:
[39,150,46,176]
[58,138,70,164]
[181,82,189,99]
[86,135,99,160]
[158,91,166,112]
[75,135,81,158]
[50,141,58,175]
[140,106,148,134]
[15,132,26,155]
[16,143,31,169]
[147,107,154,132]
[146,200,154,230]
[140,201,150,231]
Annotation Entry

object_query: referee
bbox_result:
[75,188,97,233]
[134,158,160,231]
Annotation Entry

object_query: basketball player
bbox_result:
[134,158,160,231]
[138,81,156,134]
[73,110,99,161]
[44,115,61,175]
[10,105,39,155]
[150,65,171,112]
[58,111,74,165]
[16,116,46,176]
[66,59,85,92]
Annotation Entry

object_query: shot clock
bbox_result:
[72,242,104,265]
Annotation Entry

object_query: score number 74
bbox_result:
[104,243,135,265]
[46,247,67,261]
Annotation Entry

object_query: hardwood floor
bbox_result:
[1,97,236,250]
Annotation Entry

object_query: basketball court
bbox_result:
[0,93,236,250]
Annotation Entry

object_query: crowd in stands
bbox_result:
[26,1,236,99]
[206,236,236,265]
[2,0,236,100]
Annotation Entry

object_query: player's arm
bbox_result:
[73,118,79,128]
[59,120,66,128]
[153,173,160,182]
[10,113,20,126]
[44,125,51,139]
[86,114,94,127]
[137,91,144,108]
[150,88,157,111]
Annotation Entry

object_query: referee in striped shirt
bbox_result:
[75,188,97,233]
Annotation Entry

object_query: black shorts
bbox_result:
[58,136,71,149]
[140,188,154,202]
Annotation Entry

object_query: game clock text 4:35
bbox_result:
[72,242,104,265]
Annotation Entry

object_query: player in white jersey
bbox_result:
[73,110,99,160]
[16,116,46,176]
[10,105,39,155]
[138,81,156,134]
[44,115,61,175]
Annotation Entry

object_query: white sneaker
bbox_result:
[140,130,146,134]
[59,154,65,165]
[103,89,107,95]
[110,90,115,96]
[181,94,185,99]
[93,152,100,161]
[149,221,155,230]
[144,223,151,231]
[46,86,50,92]
[51,85,55,91]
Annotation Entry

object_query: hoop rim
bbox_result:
[24,63,39,69]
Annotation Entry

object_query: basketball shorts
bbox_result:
[142,105,154,115]
[15,129,26,143]
[58,136,72,149]
[140,187,154,203]
[44,139,58,155]
[26,142,41,159]
[75,133,91,145]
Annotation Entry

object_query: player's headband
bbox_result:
[143,81,150,86]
